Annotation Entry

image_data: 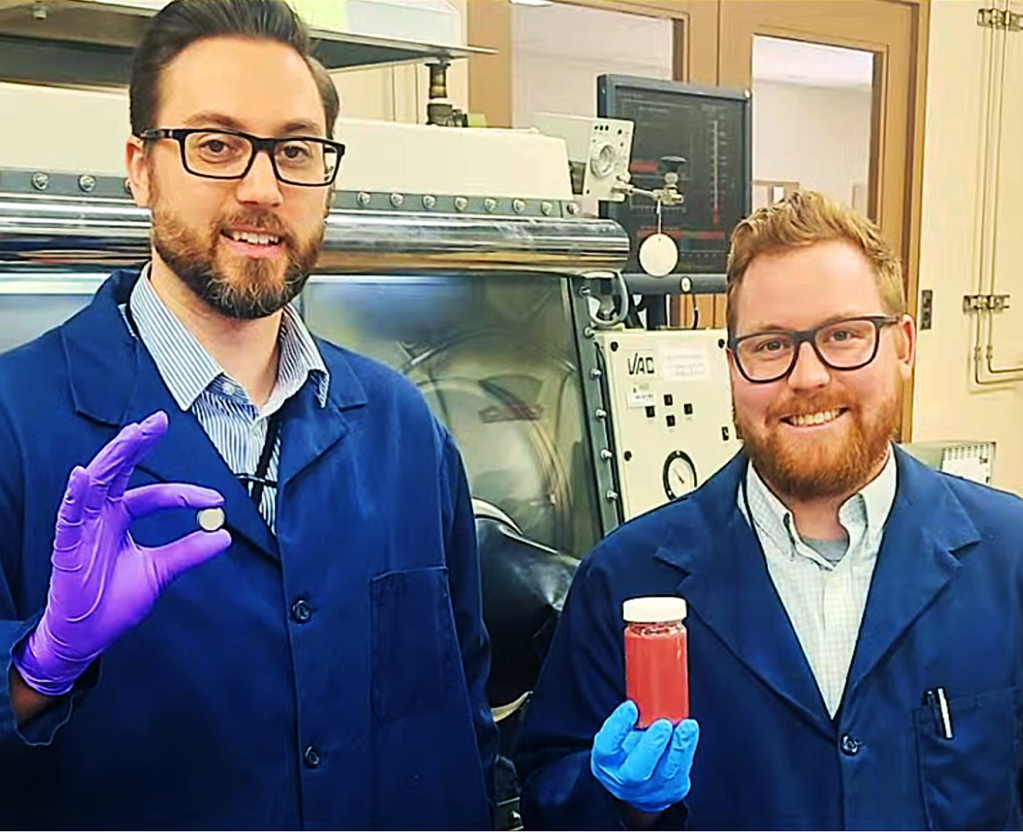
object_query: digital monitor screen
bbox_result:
[598,75,751,275]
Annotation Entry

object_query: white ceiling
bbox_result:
[753,36,875,90]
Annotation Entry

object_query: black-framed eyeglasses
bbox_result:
[728,314,902,383]
[137,128,345,186]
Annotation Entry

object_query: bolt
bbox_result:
[484,197,497,213]
[389,192,405,208]
[454,196,468,212]
[681,276,692,292]
[583,326,595,338]
[78,175,96,193]
[512,198,526,214]
[600,449,613,461]
[32,2,47,21]
[595,409,607,420]
[31,172,49,191]
[606,490,619,502]
[590,368,602,379]
[541,201,554,216]
[566,201,580,215]
[422,195,437,209]
[357,192,372,207]
[578,283,591,297]
[123,178,132,195]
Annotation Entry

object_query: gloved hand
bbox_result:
[590,700,700,814]
[12,411,232,696]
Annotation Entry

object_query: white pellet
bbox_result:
[197,507,226,532]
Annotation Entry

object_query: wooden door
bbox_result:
[712,0,927,437]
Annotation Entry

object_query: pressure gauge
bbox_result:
[590,142,618,179]
[662,450,697,500]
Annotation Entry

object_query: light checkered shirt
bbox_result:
[738,449,897,717]
[126,267,329,533]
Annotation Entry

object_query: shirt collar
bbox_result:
[129,264,329,412]
[740,445,898,561]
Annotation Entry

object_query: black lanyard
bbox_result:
[126,293,282,509]
[238,411,282,507]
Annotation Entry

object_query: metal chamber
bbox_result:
[0,190,629,274]
[0,185,629,557]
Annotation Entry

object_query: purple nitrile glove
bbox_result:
[12,411,232,697]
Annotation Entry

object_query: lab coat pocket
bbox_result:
[370,566,458,722]
[914,685,1023,830]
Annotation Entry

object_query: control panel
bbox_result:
[598,75,751,276]
[595,329,740,520]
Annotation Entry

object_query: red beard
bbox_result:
[735,389,899,502]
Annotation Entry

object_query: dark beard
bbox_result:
[735,390,899,502]
[151,203,323,320]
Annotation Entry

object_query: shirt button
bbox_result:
[291,599,312,623]
[303,745,321,769]
[840,734,861,756]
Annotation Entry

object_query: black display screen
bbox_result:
[598,75,751,275]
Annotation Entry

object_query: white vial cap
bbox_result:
[197,507,226,532]
[623,596,686,623]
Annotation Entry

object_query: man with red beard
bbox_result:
[0,1,495,828]
[515,192,1023,830]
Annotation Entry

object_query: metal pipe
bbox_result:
[619,273,727,296]
[0,193,630,275]
[971,15,1023,383]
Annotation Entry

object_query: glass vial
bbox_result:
[623,596,689,728]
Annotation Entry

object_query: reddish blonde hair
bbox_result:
[726,191,905,334]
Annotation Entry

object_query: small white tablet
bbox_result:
[197,507,226,532]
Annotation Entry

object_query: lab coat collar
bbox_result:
[653,446,980,733]
[654,452,833,734]
[841,447,978,703]
[60,269,369,561]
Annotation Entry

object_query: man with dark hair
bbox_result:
[0,1,496,828]
[514,192,1023,829]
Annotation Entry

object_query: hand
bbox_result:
[13,412,232,696]
[590,700,700,814]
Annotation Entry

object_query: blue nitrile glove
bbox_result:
[590,700,700,814]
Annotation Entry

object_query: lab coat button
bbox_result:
[303,745,321,769]
[840,734,860,756]
[291,599,312,623]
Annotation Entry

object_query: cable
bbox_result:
[583,270,631,329]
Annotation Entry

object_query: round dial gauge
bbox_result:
[590,142,618,178]
[662,451,698,500]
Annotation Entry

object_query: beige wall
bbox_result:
[753,80,872,211]
[0,82,128,176]
[912,0,1023,494]
[510,2,672,128]
[331,0,468,123]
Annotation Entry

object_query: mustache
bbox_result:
[766,395,854,422]
[218,212,293,244]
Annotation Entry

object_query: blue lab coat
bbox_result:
[0,270,497,830]
[515,450,1023,829]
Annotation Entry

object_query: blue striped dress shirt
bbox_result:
[126,267,329,533]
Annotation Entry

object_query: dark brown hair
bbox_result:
[130,0,340,138]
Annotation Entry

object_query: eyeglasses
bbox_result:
[728,314,901,383]
[137,128,345,186]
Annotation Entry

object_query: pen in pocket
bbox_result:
[924,687,954,740]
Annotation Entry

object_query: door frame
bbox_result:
[466,0,717,129]
[465,0,930,439]
[715,0,929,439]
